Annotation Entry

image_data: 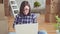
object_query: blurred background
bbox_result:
[0,0,60,34]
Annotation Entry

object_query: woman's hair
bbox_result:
[19,1,31,16]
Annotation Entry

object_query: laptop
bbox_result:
[15,23,38,34]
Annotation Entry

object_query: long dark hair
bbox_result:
[19,1,31,16]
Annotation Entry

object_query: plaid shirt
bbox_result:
[13,13,37,28]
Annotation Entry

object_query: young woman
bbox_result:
[13,1,37,28]
[13,1,48,34]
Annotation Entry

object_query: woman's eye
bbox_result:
[25,9,29,10]
[24,9,29,11]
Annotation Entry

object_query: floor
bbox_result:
[7,14,57,34]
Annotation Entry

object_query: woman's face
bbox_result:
[23,5,29,15]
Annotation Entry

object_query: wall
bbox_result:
[45,0,59,23]
[15,0,46,9]
[0,4,8,34]
[4,0,11,16]
[0,0,3,3]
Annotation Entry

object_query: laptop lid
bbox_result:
[15,23,38,34]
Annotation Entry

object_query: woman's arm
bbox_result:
[13,15,19,28]
[33,14,37,23]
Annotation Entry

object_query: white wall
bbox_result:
[15,0,46,9]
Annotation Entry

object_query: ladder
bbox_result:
[9,0,19,18]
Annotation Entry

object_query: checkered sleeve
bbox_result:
[33,14,37,23]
